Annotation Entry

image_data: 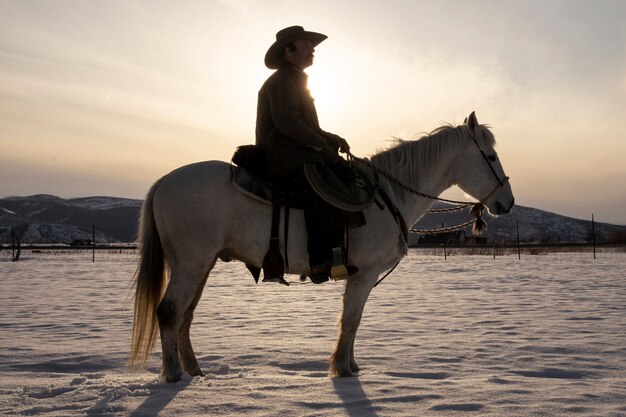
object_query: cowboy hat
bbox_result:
[264,26,327,69]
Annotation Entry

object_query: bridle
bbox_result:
[468,131,510,204]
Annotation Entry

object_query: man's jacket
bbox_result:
[256,62,341,177]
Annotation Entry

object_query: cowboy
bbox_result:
[256,26,351,284]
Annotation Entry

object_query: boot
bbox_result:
[309,260,332,284]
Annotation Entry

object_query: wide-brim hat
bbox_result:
[264,26,327,69]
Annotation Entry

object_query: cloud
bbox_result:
[1,0,625,222]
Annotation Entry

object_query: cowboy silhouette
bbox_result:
[256,26,353,283]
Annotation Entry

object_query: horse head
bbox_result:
[455,112,515,216]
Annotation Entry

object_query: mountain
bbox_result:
[0,195,142,244]
[1,195,625,245]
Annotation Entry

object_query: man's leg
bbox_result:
[304,190,334,282]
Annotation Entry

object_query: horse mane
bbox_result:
[370,123,496,186]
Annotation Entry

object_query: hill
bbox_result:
[0,195,141,244]
[1,195,625,244]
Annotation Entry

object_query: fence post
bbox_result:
[92,224,95,263]
[591,214,596,259]
[442,222,447,260]
[11,226,16,262]
[516,220,521,260]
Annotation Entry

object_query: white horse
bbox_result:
[130,112,514,382]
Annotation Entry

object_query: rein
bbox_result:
[346,151,487,235]
[347,152,477,207]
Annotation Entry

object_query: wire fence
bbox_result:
[0,223,136,262]
[409,242,626,259]
[2,220,625,263]
[3,240,625,264]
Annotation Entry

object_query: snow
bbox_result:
[1,250,625,416]
[16,224,116,244]
[67,197,142,211]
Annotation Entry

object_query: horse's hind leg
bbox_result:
[330,274,376,377]
[178,265,213,377]
[157,262,212,383]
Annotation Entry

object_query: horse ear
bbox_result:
[463,117,468,124]
[467,111,478,133]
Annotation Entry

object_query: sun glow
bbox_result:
[302,41,387,146]
[306,63,344,120]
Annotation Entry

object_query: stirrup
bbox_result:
[330,247,349,281]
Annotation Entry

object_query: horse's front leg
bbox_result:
[330,274,376,377]
[349,337,359,373]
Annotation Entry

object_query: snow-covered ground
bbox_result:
[1,250,625,416]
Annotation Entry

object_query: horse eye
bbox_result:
[488,155,497,162]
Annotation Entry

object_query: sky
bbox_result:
[1,0,625,224]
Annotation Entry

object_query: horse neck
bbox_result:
[372,127,467,225]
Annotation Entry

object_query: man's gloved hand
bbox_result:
[320,146,340,166]
[325,133,351,154]
[336,136,350,154]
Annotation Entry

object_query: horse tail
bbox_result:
[129,177,167,367]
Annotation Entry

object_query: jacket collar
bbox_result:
[279,61,308,79]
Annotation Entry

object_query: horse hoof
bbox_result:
[188,369,205,378]
[331,364,355,378]
[160,372,182,383]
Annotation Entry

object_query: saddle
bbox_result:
[231,145,375,285]
[231,145,308,209]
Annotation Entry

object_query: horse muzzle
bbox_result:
[495,197,515,215]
